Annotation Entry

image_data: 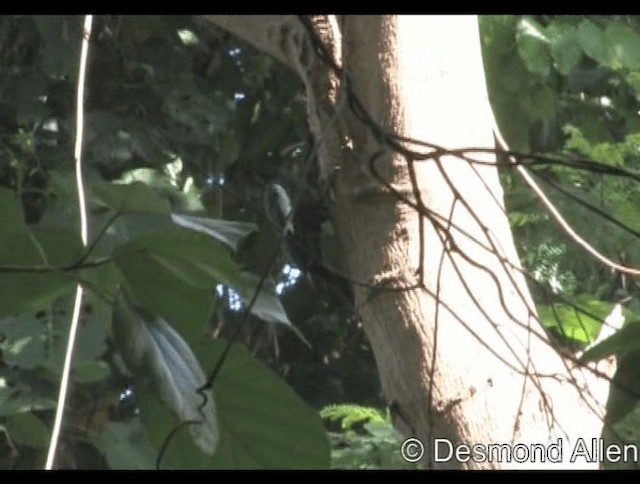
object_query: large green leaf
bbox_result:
[112,295,218,456]
[6,412,50,449]
[0,188,26,232]
[516,17,552,78]
[204,340,330,468]
[98,420,157,470]
[0,391,56,418]
[0,194,83,316]
[92,181,170,215]
[236,272,292,327]
[114,226,240,289]
[480,15,553,151]
[612,401,640,442]
[0,295,109,376]
[140,338,330,469]
[547,23,583,76]
[116,247,212,339]
[604,399,640,469]
[216,130,240,169]
[33,16,80,78]
[602,348,640,459]
[74,360,111,384]
[604,23,640,70]
[577,19,607,64]
[113,226,243,328]
[0,314,48,370]
[91,212,175,257]
[171,214,257,251]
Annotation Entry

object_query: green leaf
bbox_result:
[528,83,555,118]
[112,294,218,455]
[0,225,82,317]
[33,16,80,78]
[479,15,519,59]
[0,188,26,232]
[547,23,583,75]
[236,272,291,327]
[577,19,607,64]
[615,198,640,232]
[538,296,610,344]
[604,349,640,450]
[92,212,174,255]
[143,339,330,469]
[218,272,308,346]
[480,16,550,151]
[508,211,545,228]
[516,17,552,78]
[75,316,110,364]
[113,226,243,328]
[217,130,240,168]
[98,420,156,470]
[32,226,85,266]
[119,257,213,334]
[0,390,56,417]
[93,181,170,215]
[0,228,44,269]
[0,315,47,369]
[209,341,329,469]
[74,360,111,384]
[328,421,417,469]
[114,227,241,289]
[7,412,50,449]
[604,23,640,70]
[171,214,257,251]
[611,402,640,450]
[320,404,385,430]
[579,320,640,363]
[0,293,109,375]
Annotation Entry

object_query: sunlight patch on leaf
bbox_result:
[112,294,218,455]
[171,214,257,251]
[538,296,610,344]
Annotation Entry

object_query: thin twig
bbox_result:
[491,128,640,276]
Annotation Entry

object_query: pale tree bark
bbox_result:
[203,14,612,469]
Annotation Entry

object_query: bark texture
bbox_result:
[203,14,611,469]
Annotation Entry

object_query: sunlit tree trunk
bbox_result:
[204,14,611,469]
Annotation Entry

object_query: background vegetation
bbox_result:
[0,15,640,468]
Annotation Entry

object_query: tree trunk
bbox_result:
[203,14,611,469]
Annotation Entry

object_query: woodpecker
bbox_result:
[265,182,295,237]
[263,176,351,297]
[264,178,310,269]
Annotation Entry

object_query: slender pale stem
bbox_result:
[45,14,93,470]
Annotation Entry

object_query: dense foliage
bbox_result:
[483,16,640,462]
[0,15,377,469]
[1,15,640,469]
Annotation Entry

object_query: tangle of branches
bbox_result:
[295,15,640,453]
[28,15,640,467]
